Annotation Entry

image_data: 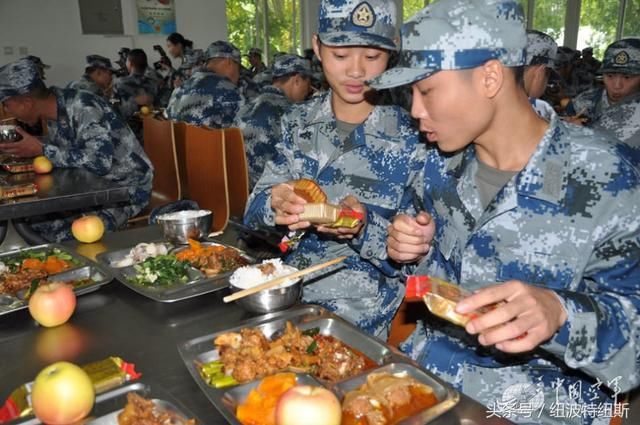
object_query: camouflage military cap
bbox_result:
[368,0,526,90]
[599,38,640,75]
[525,30,557,67]
[554,46,575,67]
[180,49,205,70]
[272,54,312,78]
[318,0,398,51]
[86,54,117,71]
[205,40,241,63]
[24,55,51,69]
[0,58,44,101]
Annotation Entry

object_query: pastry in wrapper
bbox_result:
[406,275,497,326]
[292,178,326,203]
[298,203,340,224]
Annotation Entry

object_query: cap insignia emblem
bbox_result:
[615,51,629,65]
[352,2,375,28]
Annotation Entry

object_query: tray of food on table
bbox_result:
[96,238,255,303]
[0,244,113,316]
[178,305,459,425]
[8,380,199,425]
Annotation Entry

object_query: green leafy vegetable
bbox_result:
[129,255,190,286]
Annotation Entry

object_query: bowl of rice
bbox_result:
[229,259,301,314]
[156,209,212,244]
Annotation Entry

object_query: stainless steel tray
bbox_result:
[96,241,255,303]
[11,380,199,424]
[0,244,114,316]
[178,305,459,424]
[335,362,459,425]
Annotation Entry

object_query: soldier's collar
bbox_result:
[514,115,569,205]
[444,116,569,206]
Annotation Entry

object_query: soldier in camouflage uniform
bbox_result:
[166,41,244,128]
[247,48,267,77]
[235,54,312,191]
[374,1,640,424]
[524,30,557,120]
[68,55,117,100]
[0,58,153,242]
[244,0,426,339]
[567,38,640,162]
[113,49,158,122]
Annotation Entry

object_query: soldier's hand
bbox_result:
[271,182,310,230]
[457,280,568,353]
[0,127,44,157]
[386,212,435,263]
[316,195,366,240]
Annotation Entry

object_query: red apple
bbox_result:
[71,215,105,243]
[275,385,341,425]
[29,283,76,327]
[33,156,53,174]
[32,361,95,425]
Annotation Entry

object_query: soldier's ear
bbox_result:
[479,59,503,99]
[312,35,322,62]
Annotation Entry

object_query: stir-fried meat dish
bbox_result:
[175,240,249,277]
[342,372,438,425]
[214,321,372,383]
[0,268,47,296]
[118,392,196,425]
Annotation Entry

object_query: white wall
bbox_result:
[0,0,228,87]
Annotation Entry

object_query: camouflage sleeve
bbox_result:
[243,114,295,229]
[113,80,138,120]
[43,102,115,176]
[351,138,426,277]
[541,177,640,393]
[211,92,244,129]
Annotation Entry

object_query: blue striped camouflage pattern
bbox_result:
[244,90,426,338]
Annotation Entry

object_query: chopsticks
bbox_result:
[223,256,347,303]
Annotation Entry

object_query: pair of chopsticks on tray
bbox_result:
[223,256,347,303]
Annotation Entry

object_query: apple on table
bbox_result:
[28,282,77,328]
[71,215,105,243]
[32,361,95,425]
[33,156,53,174]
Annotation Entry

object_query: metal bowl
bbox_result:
[229,267,302,314]
[156,210,212,244]
[0,125,21,143]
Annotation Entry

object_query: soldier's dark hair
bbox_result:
[511,66,525,87]
[167,33,193,50]
[273,73,311,85]
[28,81,51,99]
[127,49,148,72]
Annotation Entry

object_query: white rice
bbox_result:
[157,209,211,221]
[229,259,299,290]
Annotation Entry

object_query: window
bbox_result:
[532,0,566,46]
[623,0,640,37]
[403,0,428,21]
[226,0,301,67]
[577,0,620,58]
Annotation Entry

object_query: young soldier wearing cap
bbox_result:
[234,54,312,191]
[247,48,267,77]
[568,38,640,157]
[167,40,244,128]
[68,55,118,100]
[524,30,558,120]
[0,58,153,241]
[244,0,425,338]
[375,0,640,423]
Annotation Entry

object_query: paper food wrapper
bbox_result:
[298,203,340,224]
[406,275,498,327]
